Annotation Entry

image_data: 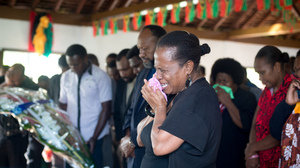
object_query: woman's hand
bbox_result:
[215,86,232,106]
[141,79,167,113]
[245,143,257,159]
[286,79,300,105]
[245,157,260,168]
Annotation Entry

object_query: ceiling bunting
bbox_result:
[123,15,130,32]
[132,12,142,30]
[92,21,99,37]
[235,0,247,12]
[274,0,282,10]
[196,0,207,19]
[211,0,219,18]
[284,0,292,10]
[157,7,168,27]
[109,18,118,34]
[101,20,108,35]
[145,10,156,26]
[30,11,53,57]
[257,0,264,10]
[185,2,195,23]
[220,0,232,17]
[206,0,213,19]
[171,4,181,23]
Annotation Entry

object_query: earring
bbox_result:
[185,74,192,88]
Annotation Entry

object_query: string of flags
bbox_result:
[92,0,299,37]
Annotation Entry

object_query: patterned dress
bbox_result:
[279,102,300,168]
[256,74,291,168]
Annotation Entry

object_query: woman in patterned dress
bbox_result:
[245,45,291,168]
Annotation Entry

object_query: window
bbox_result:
[2,50,61,83]
[246,67,264,89]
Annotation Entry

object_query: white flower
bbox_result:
[286,123,295,138]
[293,133,298,147]
[284,146,292,161]
[297,154,300,165]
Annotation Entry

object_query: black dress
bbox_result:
[140,121,169,168]
[216,87,257,168]
[159,78,222,168]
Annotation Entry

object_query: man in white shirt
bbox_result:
[59,44,112,168]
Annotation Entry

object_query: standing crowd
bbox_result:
[0,24,299,168]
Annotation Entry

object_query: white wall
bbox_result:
[0,18,298,78]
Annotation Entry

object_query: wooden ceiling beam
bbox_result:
[164,25,228,40]
[124,0,133,8]
[109,0,119,11]
[53,0,64,12]
[76,0,87,14]
[257,11,271,27]
[241,11,259,29]
[234,3,257,29]
[292,4,300,20]
[0,6,90,25]
[213,16,227,31]
[9,0,16,7]
[92,0,182,20]
[92,0,106,13]
[232,37,300,48]
[229,23,300,40]
[144,0,150,2]
[32,0,40,9]
[197,19,207,29]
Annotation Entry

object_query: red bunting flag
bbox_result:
[157,7,167,27]
[196,0,207,19]
[123,15,130,32]
[185,2,195,23]
[101,20,108,35]
[109,18,118,34]
[235,0,242,12]
[171,4,180,23]
[145,10,156,26]
[257,0,264,10]
[206,0,212,19]
[132,12,142,30]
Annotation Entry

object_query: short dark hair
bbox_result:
[1,65,10,72]
[38,75,49,83]
[107,60,117,68]
[66,44,87,58]
[58,54,69,68]
[255,45,289,68]
[88,53,99,66]
[126,45,140,59]
[211,58,244,85]
[107,53,117,59]
[157,31,210,70]
[117,49,130,61]
[142,25,167,38]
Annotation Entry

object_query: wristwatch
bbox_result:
[129,140,136,148]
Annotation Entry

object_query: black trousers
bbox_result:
[25,134,43,168]
[0,133,28,168]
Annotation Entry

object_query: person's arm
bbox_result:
[86,100,112,154]
[137,116,153,147]
[215,86,243,128]
[245,105,260,168]
[141,79,184,156]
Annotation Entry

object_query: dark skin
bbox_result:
[59,54,112,154]
[245,57,285,168]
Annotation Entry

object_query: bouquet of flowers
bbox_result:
[0,87,94,168]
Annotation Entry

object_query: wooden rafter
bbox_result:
[292,4,300,19]
[229,23,300,40]
[241,11,259,29]
[76,0,87,14]
[214,16,227,31]
[92,0,182,20]
[9,0,16,7]
[53,0,64,12]
[109,0,119,11]
[257,11,271,27]
[124,0,133,8]
[234,3,257,29]
[32,0,40,9]
[197,19,207,29]
[92,0,106,13]
[144,0,150,2]
[234,37,300,48]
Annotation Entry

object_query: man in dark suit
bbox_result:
[121,25,166,168]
